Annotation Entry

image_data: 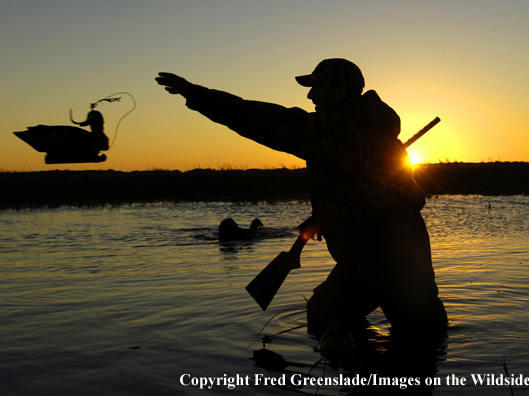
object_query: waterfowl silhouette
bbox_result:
[14,104,110,164]
[218,218,266,241]
[13,93,135,164]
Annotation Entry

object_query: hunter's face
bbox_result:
[307,80,347,112]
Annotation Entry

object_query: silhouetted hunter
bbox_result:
[156,59,447,339]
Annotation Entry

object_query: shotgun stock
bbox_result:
[245,234,306,311]
[245,217,316,311]
[246,117,440,311]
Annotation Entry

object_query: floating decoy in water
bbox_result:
[218,218,266,241]
[13,93,135,164]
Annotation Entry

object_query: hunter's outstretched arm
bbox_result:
[156,73,190,97]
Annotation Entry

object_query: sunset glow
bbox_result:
[1,1,528,172]
[408,154,420,166]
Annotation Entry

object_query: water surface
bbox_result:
[1,196,529,395]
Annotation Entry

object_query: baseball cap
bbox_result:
[295,58,365,93]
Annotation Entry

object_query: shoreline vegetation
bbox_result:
[1,161,528,210]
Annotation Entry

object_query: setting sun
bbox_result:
[408,154,420,165]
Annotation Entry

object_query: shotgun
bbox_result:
[245,217,317,311]
[245,117,441,311]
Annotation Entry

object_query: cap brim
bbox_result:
[295,75,314,87]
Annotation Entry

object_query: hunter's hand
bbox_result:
[302,224,322,242]
[155,72,190,97]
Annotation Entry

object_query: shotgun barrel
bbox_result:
[403,117,440,149]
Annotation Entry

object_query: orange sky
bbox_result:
[1,1,528,172]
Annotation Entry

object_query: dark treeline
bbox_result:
[0,168,310,209]
[1,162,528,210]
[412,161,529,196]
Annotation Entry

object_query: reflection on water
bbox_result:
[1,196,529,395]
